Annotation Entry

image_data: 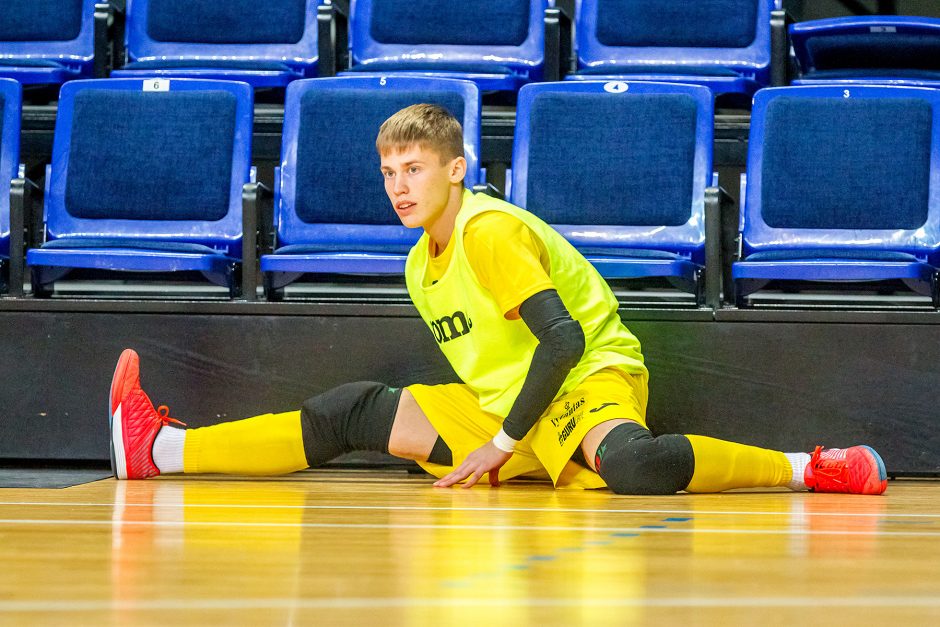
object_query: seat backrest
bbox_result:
[791,16,940,77]
[575,0,776,83]
[0,0,95,72]
[276,76,481,250]
[46,78,253,256]
[350,0,547,79]
[510,80,713,262]
[0,78,21,254]
[125,0,319,72]
[742,85,940,259]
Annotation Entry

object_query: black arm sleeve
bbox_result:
[500,289,585,441]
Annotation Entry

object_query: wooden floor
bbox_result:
[2,472,939,626]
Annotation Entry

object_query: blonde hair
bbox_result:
[376,103,464,163]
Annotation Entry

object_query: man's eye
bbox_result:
[409,166,420,174]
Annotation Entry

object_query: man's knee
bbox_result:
[595,423,695,495]
[300,381,402,466]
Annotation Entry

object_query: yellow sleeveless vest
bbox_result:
[405,190,646,417]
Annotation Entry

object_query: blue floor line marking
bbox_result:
[439,511,694,588]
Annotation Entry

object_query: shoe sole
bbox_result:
[109,349,137,480]
[860,445,888,494]
[861,445,887,481]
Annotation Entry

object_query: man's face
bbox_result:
[380,144,461,230]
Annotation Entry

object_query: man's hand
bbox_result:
[433,441,512,488]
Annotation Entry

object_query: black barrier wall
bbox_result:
[1,305,937,476]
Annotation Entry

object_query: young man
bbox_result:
[109,104,887,495]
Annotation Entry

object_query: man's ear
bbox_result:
[449,156,467,183]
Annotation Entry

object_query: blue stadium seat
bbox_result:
[567,0,780,96]
[733,85,940,305]
[111,0,320,88]
[0,0,96,85]
[509,80,715,300]
[340,0,548,92]
[0,78,22,292]
[791,16,940,88]
[260,76,482,298]
[26,78,254,297]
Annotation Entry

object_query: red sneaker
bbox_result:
[109,349,185,480]
[804,445,887,495]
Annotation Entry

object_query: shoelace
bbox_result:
[157,405,187,427]
[808,445,846,484]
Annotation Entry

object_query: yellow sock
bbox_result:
[685,435,791,493]
[183,411,308,475]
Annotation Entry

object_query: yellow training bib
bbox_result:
[405,189,646,417]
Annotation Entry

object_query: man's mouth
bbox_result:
[396,201,416,211]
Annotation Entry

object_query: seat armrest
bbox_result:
[704,186,728,309]
[771,9,794,86]
[544,6,574,82]
[318,1,350,77]
[8,177,38,298]
[241,180,273,302]
[94,2,119,78]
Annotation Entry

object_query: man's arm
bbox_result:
[497,289,585,444]
[433,288,584,488]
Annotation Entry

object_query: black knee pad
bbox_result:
[300,382,403,467]
[595,422,695,495]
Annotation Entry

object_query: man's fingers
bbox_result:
[489,467,501,487]
[434,469,463,487]
[435,462,474,487]
[436,473,464,487]
[462,470,484,489]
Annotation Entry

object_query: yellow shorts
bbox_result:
[407,367,649,490]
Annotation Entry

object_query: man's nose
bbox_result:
[393,175,408,194]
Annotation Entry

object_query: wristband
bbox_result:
[492,428,519,453]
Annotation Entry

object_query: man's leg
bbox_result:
[165,388,445,475]
[579,420,887,496]
[110,349,446,479]
[388,388,448,463]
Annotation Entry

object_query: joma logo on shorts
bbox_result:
[430,311,472,344]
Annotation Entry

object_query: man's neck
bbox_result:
[427,186,466,255]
